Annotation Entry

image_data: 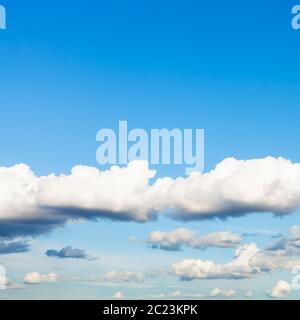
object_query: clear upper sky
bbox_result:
[0,0,300,299]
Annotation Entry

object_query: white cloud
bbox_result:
[245,290,253,299]
[152,156,300,220]
[113,291,124,299]
[269,281,292,298]
[0,162,157,238]
[24,272,59,284]
[211,288,236,298]
[171,290,204,299]
[172,243,260,280]
[251,249,300,272]
[0,164,39,221]
[172,226,300,281]
[38,161,156,222]
[148,229,241,251]
[102,271,144,283]
[2,157,300,237]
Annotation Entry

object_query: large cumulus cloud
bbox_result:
[1,156,300,237]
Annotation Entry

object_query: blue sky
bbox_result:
[0,0,300,299]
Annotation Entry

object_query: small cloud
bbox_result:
[148,229,242,252]
[45,246,89,260]
[172,243,260,280]
[210,288,236,298]
[269,281,292,299]
[24,272,59,285]
[245,290,253,299]
[102,271,144,283]
[91,271,144,284]
[113,291,124,299]
[267,225,300,252]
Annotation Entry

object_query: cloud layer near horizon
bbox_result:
[172,226,300,280]
[1,156,300,237]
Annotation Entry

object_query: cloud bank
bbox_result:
[1,156,300,237]
[172,226,300,280]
